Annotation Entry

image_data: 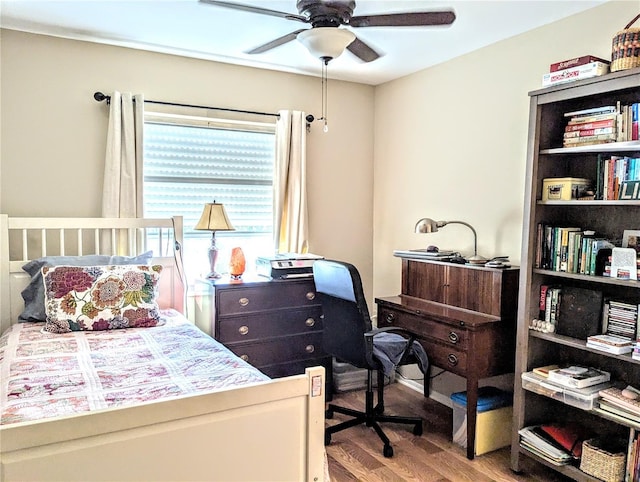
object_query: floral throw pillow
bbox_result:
[42,264,164,333]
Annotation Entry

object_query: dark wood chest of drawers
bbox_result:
[208,277,331,380]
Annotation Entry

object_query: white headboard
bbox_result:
[0,215,185,335]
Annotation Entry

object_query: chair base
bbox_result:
[324,371,423,458]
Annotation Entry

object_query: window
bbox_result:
[143,115,276,283]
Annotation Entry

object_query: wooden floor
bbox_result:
[325,383,572,482]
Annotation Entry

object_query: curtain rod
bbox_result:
[93,91,285,119]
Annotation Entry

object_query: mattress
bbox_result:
[0,310,270,425]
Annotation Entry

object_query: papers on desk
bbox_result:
[393,249,455,260]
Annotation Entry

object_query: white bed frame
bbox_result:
[0,215,326,482]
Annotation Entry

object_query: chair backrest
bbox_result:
[312,259,372,369]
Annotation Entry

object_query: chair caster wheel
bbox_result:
[325,409,334,419]
[325,433,332,446]
[413,423,423,436]
[383,444,393,458]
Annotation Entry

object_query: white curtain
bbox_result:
[274,110,308,254]
[102,91,144,218]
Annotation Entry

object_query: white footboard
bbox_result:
[1,366,326,482]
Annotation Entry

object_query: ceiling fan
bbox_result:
[199,0,456,62]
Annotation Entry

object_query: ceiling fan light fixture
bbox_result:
[297,27,355,61]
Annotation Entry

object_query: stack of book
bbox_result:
[542,55,610,87]
[597,387,640,425]
[602,299,639,340]
[519,423,588,465]
[586,334,634,354]
[563,106,618,147]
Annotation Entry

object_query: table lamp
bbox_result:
[195,202,235,278]
[414,217,487,264]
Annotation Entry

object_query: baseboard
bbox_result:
[397,378,453,408]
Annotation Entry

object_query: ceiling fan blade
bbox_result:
[347,37,380,63]
[246,29,307,54]
[199,0,308,23]
[350,11,455,28]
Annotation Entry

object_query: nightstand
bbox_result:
[197,275,332,389]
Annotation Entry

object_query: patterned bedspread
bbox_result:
[0,310,270,425]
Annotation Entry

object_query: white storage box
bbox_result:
[521,371,611,410]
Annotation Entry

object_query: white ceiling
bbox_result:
[0,0,609,85]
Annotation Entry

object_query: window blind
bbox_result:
[143,122,276,238]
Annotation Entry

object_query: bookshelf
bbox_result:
[511,67,640,481]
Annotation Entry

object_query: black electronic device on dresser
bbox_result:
[203,275,332,393]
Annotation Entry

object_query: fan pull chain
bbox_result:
[321,58,329,133]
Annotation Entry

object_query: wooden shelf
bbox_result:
[529,330,640,366]
[512,68,640,480]
[541,140,640,155]
[532,269,640,287]
[518,446,601,482]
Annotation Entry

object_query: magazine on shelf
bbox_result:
[586,334,634,354]
[547,366,611,389]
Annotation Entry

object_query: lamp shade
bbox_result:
[194,202,235,231]
[414,218,444,234]
[297,27,355,60]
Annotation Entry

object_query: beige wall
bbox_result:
[373,1,637,299]
[0,30,375,297]
[373,1,636,396]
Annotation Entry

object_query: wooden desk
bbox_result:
[375,258,518,460]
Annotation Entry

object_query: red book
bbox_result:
[565,119,616,132]
[539,423,590,458]
[550,55,610,72]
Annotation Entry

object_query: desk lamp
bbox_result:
[195,202,235,278]
[414,218,487,264]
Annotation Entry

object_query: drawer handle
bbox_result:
[238,297,249,307]
[447,354,458,366]
[305,318,316,327]
[238,325,249,335]
[240,354,249,362]
[306,291,316,301]
[448,331,459,344]
[306,344,315,353]
[384,312,396,323]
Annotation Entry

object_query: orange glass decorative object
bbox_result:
[229,247,246,280]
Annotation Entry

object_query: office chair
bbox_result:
[313,259,425,458]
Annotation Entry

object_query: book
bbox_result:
[565,119,616,131]
[547,366,611,389]
[564,105,617,118]
[550,55,610,72]
[532,364,560,378]
[599,387,640,415]
[563,127,615,138]
[586,341,634,354]
[555,286,602,339]
[587,334,634,347]
[542,62,610,87]
[538,423,590,458]
[598,399,640,424]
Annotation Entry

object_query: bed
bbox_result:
[0,215,326,482]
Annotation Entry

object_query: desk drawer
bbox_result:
[226,333,325,367]
[217,307,322,343]
[378,306,468,350]
[217,282,318,315]
[419,338,467,376]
